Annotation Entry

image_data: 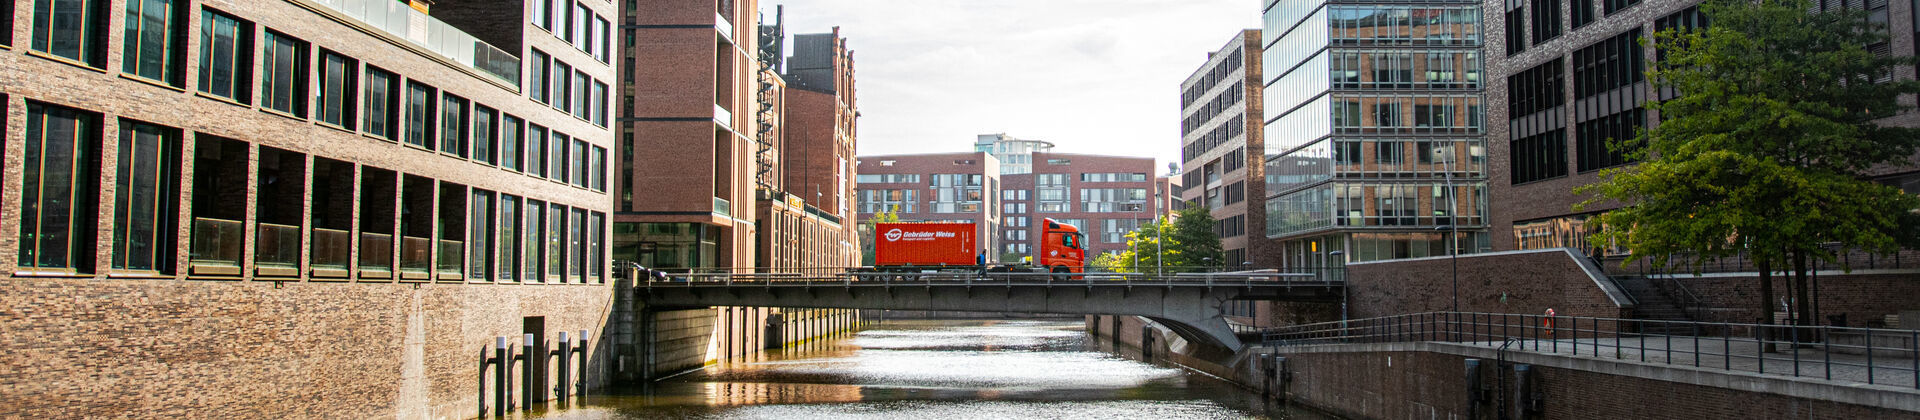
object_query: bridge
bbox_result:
[634,270,1344,356]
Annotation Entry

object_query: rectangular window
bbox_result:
[260,30,309,117]
[554,61,573,112]
[32,0,107,67]
[593,81,609,126]
[2,0,12,46]
[547,203,565,282]
[578,5,593,52]
[469,190,494,281]
[363,67,398,140]
[502,115,525,171]
[532,0,550,30]
[440,94,469,158]
[474,106,497,165]
[1530,0,1561,44]
[1603,0,1640,15]
[405,81,436,149]
[570,208,586,282]
[197,9,252,103]
[1576,109,1644,172]
[572,138,588,188]
[530,49,550,104]
[590,212,605,282]
[1511,129,1569,184]
[596,16,611,62]
[524,200,544,282]
[316,51,358,129]
[591,146,607,192]
[122,0,185,85]
[529,125,549,177]
[20,102,101,271]
[573,71,590,119]
[112,119,180,273]
[1572,0,1596,28]
[498,194,520,282]
[1504,4,1526,56]
[551,132,569,182]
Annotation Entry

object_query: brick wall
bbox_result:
[0,279,612,419]
[1348,249,1630,319]
[1650,272,1920,326]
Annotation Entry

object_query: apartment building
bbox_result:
[1179,29,1268,267]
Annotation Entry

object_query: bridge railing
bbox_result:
[1262,311,1920,389]
[619,265,1345,288]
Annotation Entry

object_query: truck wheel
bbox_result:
[1051,266,1069,282]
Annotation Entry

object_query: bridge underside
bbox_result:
[638,283,1340,356]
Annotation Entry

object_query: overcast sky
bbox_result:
[775,0,1263,173]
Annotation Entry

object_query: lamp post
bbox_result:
[1330,250,1347,323]
[1435,225,1459,313]
[1155,216,1165,277]
[1433,144,1463,313]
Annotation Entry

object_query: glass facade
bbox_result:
[1262,0,1489,266]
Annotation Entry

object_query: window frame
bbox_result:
[316,49,359,129]
[19,102,102,273]
[259,30,310,118]
[111,118,182,274]
[122,0,188,86]
[363,66,399,140]
[32,0,109,67]
[197,8,253,104]
[404,81,438,150]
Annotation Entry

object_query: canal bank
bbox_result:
[536,319,1323,419]
[607,277,871,382]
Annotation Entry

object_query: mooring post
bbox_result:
[1512,364,1536,419]
[521,334,536,410]
[576,330,591,397]
[1465,358,1484,420]
[555,331,571,401]
[493,336,510,416]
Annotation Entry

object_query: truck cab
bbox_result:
[1038,218,1086,274]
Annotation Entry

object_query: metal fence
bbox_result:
[614,264,1343,288]
[1262,312,1920,389]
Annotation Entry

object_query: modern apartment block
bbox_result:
[1259,0,1491,272]
[974,132,1056,175]
[854,152,1002,263]
[0,0,614,416]
[617,0,760,270]
[1179,29,1267,267]
[1485,0,1920,253]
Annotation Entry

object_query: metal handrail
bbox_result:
[1262,311,1920,389]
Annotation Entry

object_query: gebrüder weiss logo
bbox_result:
[885,229,904,242]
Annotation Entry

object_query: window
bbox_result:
[1573,29,1645,98]
[122,0,185,85]
[1504,4,1526,56]
[470,190,495,281]
[260,30,309,117]
[524,200,544,282]
[1507,59,1564,118]
[1603,0,1640,15]
[590,212,605,282]
[502,115,525,171]
[1511,129,1568,184]
[20,102,101,271]
[529,125,549,177]
[32,0,107,67]
[440,94,469,157]
[1530,0,1561,44]
[551,132,569,182]
[591,146,607,191]
[593,81,609,126]
[547,203,565,282]
[577,5,593,52]
[1,0,11,46]
[571,138,589,188]
[474,106,498,165]
[554,61,573,112]
[198,9,252,103]
[1576,109,1643,172]
[405,81,436,149]
[570,208,586,282]
[498,194,521,282]
[113,119,180,273]
[363,67,399,140]
[596,16,611,62]
[573,70,590,119]
[1572,0,1595,28]
[316,51,358,129]
[530,49,550,104]
[532,0,551,30]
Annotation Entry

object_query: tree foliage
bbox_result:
[1578,0,1920,325]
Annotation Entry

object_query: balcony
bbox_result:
[400,236,432,280]
[312,228,351,278]
[436,239,464,280]
[189,217,244,276]
[359,232,394,278]
[307,0,520,85]
[714,197,732,218]
[256,223,301,277]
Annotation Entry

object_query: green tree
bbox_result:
[1170,206,1224,270]
[1579,0,1920,327]
[859,207,901,266]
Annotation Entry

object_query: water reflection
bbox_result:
[538,319,1329,419]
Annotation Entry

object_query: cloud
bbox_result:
[774,0,1262,170]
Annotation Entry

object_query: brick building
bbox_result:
[1179,29,1268,267]
[1259,0,1492,272]
[855,145,1166,265]
[751,18,861,272]
[0,0,614,417]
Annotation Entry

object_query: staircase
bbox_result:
[1612,275,1700,335]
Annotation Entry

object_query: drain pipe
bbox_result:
[555,332,572,401]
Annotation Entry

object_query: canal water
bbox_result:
[535,319,1331,419]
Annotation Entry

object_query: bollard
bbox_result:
[493,336,511,416]
[576,330,591,397]
[1464,359,1484,420]
[1274,355,1291,403]
[1512,364,1537,419]
[555,331,571,401]
[521,334,536,409]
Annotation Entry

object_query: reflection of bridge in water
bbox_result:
[636,271,1345,356]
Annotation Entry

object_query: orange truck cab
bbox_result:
[1036,218,1086,274]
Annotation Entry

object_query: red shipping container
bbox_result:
[874,222,977,267]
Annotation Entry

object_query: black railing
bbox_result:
[1263,312,1920,389]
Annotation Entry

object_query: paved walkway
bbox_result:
[1448,335,1919,388]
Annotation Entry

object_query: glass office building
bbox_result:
[1261,0,1491,270]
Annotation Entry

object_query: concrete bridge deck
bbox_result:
[635,272,1343,356]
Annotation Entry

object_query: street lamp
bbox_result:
[1330,250,1347,323]
[1435,225,1459,313]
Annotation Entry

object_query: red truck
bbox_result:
[870,218,1086,275]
